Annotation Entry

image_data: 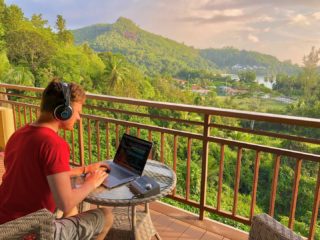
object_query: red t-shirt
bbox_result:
[0,125,70,224]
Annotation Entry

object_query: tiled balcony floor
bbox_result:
[149,201,248,240]
[150,208,229,240]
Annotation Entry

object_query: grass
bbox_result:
[216,96,287,113]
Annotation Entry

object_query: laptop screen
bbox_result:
[113,134,152,175]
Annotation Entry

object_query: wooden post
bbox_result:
[0,107,15,151]
[199,114,211,220]
[0,87,10,108]
[78,118,85,166]
[308,165,320,240]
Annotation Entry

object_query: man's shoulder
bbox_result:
[17,125,67,146]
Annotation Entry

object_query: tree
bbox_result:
[55,15,73,44]
[300,46,320,96]
[6,29,56,74]
[55,15,66,33]
[31,14,48,28]
[1,66,34,86]
[0,0,4,51]
[0,0,4,13]
[238,70,256,83]
[0,52,10,79]
[2,5,24,31]
[0,20,5,52]
[273,73,301,96]
[34,67,54,87]
[101,53,129,91]
[0,0,5,23]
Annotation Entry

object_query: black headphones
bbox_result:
[53,82,73,121]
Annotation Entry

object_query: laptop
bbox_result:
[103,133,153,188]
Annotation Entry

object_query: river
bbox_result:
[256,75,274,89]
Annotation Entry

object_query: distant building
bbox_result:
[231,64,266,71]
[217,86,247,96]
[191,85,210,95]
[174,78,188,86]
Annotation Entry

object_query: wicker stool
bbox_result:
[0,209,54,240]
[249,213,303,240]
[107,206,158,240]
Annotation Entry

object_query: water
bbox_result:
[256,75,274,89]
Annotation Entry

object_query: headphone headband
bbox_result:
[53,82,73,121]
[61,82,70,107]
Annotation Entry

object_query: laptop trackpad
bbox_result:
[103,175,135,188]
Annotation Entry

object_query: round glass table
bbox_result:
[84,160,176,240]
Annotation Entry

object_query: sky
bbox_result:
[4,0,320,65]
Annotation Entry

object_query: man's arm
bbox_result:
[47,169,107,213]
[69,162,111,176]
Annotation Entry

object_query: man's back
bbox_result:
[0,124,70,224]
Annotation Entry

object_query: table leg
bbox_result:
[155,233,162,240]
[108,205,159,240]
[131,205,136,239]
[144,203,162,240]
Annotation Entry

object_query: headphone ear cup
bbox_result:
[54,105,73,121]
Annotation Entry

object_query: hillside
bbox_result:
[200,47,300,75]
[72,17,214,76]
[73,23,112,44]
[72,17,300,76]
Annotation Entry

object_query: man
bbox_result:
[0,79,113,240]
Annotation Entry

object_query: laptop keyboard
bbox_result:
[111,165,133,179]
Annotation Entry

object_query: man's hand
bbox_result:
[85,170,108,188]
[86,162,111,174]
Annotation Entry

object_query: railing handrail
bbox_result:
[2,82,320,128]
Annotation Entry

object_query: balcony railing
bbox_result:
[0,83,319,239]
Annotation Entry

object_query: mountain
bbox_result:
[73,23,112,44]
[72,17,300,76]
[200,47,300,75]
[72,17,214,76]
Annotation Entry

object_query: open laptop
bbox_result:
[103,133,153,188]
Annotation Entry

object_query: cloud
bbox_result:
[248,34,259,43]
[183,8,243,20]
[312,11,320,20]
[257,15,274,22]
[202,0,320,10]
[180,8,260,25]
[242,26,255,32]
[290,14,310,25]
[222,9,243,17]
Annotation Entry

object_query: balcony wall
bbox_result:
[0,83,319,239]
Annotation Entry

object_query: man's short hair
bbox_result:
[40,79,86,113]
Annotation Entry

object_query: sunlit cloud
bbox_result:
[290,14,310,25]
[222,9,244,17]
[312,11,320,20]
[248,34,259,43]
[187,8,244,20]
[203,0,320,9]
[257,15,274,22]
[242,26,255,32]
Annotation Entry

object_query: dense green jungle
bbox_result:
[0,1,319,238]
